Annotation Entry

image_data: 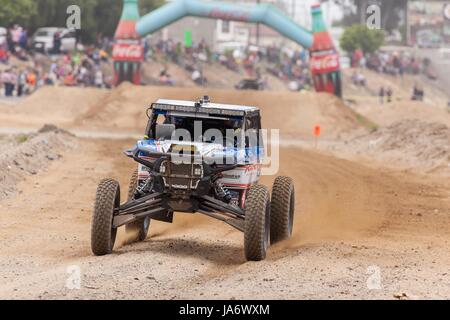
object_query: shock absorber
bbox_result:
[212,175,232,204]
[134,176,153,198]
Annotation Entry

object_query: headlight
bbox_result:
[194,166,202,176]
[159,161,167,174]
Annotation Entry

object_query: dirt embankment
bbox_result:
[344,119,450,176]
[343,68,449,109]
[0,125,76,200]
[141,59,288,91]
[343,68,450,130]
[141,59,196,87]
[72,83,363,138]
[0,86,108,129]
[348,98,450,128]
[1,83,365,138]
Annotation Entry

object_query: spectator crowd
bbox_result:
[351,48,437,80]
[1,23,113,98]
[145,37,312,91]
[349,48,440,102]
[2,23,315,97]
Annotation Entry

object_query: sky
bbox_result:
[280,0,344,29]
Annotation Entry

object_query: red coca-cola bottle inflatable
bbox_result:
[309,4,342,97]
[113,0,144,85]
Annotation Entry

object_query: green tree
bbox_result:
[92,0,164,39]
[0,0,163,43]
[0,0,37,26]
[331,0,407,44]
[140,0,165,15]
[340,24,384,54]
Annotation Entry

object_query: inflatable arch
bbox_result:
[113,0,342,96]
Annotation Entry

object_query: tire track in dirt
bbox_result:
[1,137,449,299]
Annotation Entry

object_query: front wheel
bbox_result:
[244,184,271,261]
[91,179,120,256]
[270,176,295,244]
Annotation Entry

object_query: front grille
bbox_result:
[170,163,194,176]
[161,161,203,190]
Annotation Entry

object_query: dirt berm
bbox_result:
[77,83,362,137]
[325,119,450,176]
[0,84,363,138]
[0,125,76,200]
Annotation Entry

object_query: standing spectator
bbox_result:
[143,38,150,61]
[7,27,14,54]
[412,83,424,101]
[72,52,81,66]
[94,68,103,88]
[352,48,363,68]
[77,66,88,86]
[62,54,71,65]
[386,87,392,103]
[378,86,385,104]
[359,55,367,69]
[11,24,23,53]
[26,70,37,93]
[99,49,109,63]
[0,42,9,63]
[53,31,61,54]
[9,69,17,96]
[19,28,28,51]
[17,70,26,97]
[92,49,101,65]
[1,69,13,96]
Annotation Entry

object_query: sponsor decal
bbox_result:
[112,43,144,62]
[171,144,198,153]
[241,164,260,173]
[222,183,253,189]
[208,8,250,21]
[222,174,241,180]
[310,52,340,73]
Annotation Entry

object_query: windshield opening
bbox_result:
[148,111,244,143]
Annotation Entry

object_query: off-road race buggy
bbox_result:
[91,96,295,261]
[235,79,266,91]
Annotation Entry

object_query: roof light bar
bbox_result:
[152,103,245,117]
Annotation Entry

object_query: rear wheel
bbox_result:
[244,184,270,261]
[270,176,295,244]
[125,169,150,242]
[91,179,120,256]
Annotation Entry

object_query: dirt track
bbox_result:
[1,85,450,299]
